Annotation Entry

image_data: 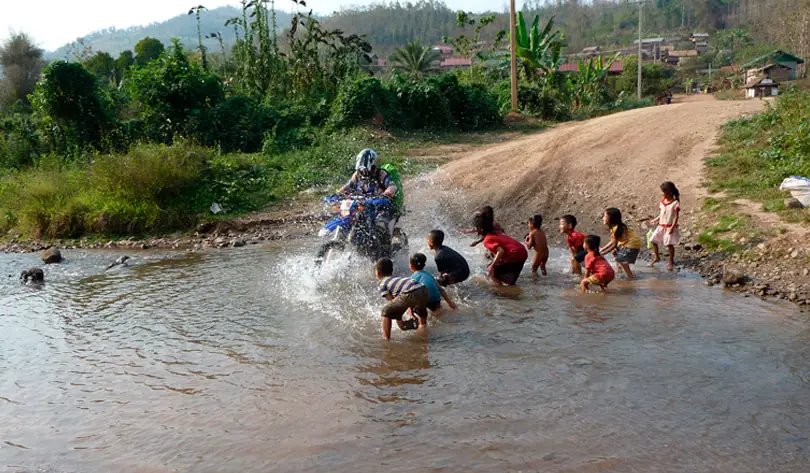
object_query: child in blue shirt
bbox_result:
[409,253,457,315]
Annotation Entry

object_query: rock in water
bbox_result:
[785,198,804,209]
[106,255,130,270]
[40,248,62,264]
[231,239,246,248]
[722,264,746,287]
[20,267,44,283]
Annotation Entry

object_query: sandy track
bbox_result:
[433,98,765,236]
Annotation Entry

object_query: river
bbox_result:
[3,210,810,472]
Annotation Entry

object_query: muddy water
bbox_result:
[3,221,810,472]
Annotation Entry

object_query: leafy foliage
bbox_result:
[127,40,223,143]
[134,37,165,66]
[514,14,565,84]
[392,40,440,78]
[0,32,44,109]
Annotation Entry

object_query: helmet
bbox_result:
[355,149,378,177]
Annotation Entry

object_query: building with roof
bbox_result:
[742,50,805,80]
[558,61,624,75]
[746,64,791,83]
[665,49,699,66]
[745,76,779,98]
[439,57,472,68]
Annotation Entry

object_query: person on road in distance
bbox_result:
[375,257,430,340]
[409,253,457,316]
[559,214,587,276]
[474,213,528,286]
[427,230,470,287]
[338,149,397,229]
[600,207,643,280]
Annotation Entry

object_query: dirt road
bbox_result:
[433,97,765,236]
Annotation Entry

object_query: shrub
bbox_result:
[190,96,279,153]
[31,61,113,152]
[499,82,570,121]
[329,76,400,129]
[426,74,500,131]
[389,75,453,130]
[127,40,223,143]
[0,113,43,168]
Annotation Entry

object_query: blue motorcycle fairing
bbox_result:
[322,215,352,233]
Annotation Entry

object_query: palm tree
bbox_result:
[392,41,440,78]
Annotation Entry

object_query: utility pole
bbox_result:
[637,1,643,100]
[510,0,518,111]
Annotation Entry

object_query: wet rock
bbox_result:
[20,267,44,284]
[722,264,746,287]
[786,198,804,209]
[106,255,130,270]
[684,243,703,251]
[231,239,246,248]
[40,247,63,264]
[543,452,555,461]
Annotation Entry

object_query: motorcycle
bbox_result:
[315,194,407,266]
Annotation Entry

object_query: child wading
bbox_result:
[410,253,456,315]
[525,214,549,278]
[649,181,681,271]
[474,213,528,286]
[375,258,430,340]
[581,235,615,293]
[559,214,586,275]
[427,230,470,286]
[600,207,642,280]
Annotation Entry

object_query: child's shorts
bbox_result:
[493,259,527,285]
[382,286,429,320]
[437,270,469,287]
[573,247,586,263]
[427,299,442,311]
[587,274,613,286]
[615,247,640,264]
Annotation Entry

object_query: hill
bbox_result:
[47,6,292,60]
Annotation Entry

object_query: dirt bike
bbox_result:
[315,195,407,266]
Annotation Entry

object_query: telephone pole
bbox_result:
[510,0,519,111]
[638,1,643,100]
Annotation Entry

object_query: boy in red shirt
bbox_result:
[559,214,587,276]
[580,235,615,293]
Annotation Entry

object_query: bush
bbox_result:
[499,82,570,121]
[329,76,400,129]
[127,40,223,143]
[389,75,453,130]
[0,113,43,168]
[31,61,113,153]
[190,96,279,153]
[427,75,500,131]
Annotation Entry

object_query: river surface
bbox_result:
[3,214,810,472]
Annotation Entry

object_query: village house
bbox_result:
[665,49,699,66]
[746,63,791,83]
[743,50,805,81]
[744,76,779,98]
[431,45,454,57]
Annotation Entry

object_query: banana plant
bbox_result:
[572,52,620,108]
[513,13,566,83]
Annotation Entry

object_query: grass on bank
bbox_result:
[0,125,542,240]
[703,89,810,229]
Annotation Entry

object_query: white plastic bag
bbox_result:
[779,176,810,207]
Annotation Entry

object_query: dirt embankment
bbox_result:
[431,97,810,305]
[433,97,765,236]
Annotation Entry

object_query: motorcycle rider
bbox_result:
[337,149,398,230]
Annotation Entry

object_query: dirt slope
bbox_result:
[433,98,765,236]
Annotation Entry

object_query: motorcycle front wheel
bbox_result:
[315,240,346,267]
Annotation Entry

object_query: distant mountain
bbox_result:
[47,6,293,60]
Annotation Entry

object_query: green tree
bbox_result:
[128,40,222,142]
[84,52,116,83]
[31,61,112,150]
[188,5,209,71]
[572,53,619,108]
[134,37,165,66]
[0,32,44,109]
[392,40,440,78]
[115,50,135,79]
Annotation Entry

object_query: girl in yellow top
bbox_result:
[599,207,642,280]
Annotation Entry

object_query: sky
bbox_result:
[1,0,500,52]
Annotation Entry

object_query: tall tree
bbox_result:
[189,5,209,71]
[0,32,44,109]
[134,37,165,66]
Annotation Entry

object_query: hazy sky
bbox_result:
[1,0,501,51]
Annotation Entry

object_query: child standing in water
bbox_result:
[525,214,549,278]
[475,213,528,286]
[375,258,430,340]
[559,214,587,275]
[410,253,457,315]
[649,182,681,271]
[581,235,615,293]
[600,208,643,280]
[467,206,502,247]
